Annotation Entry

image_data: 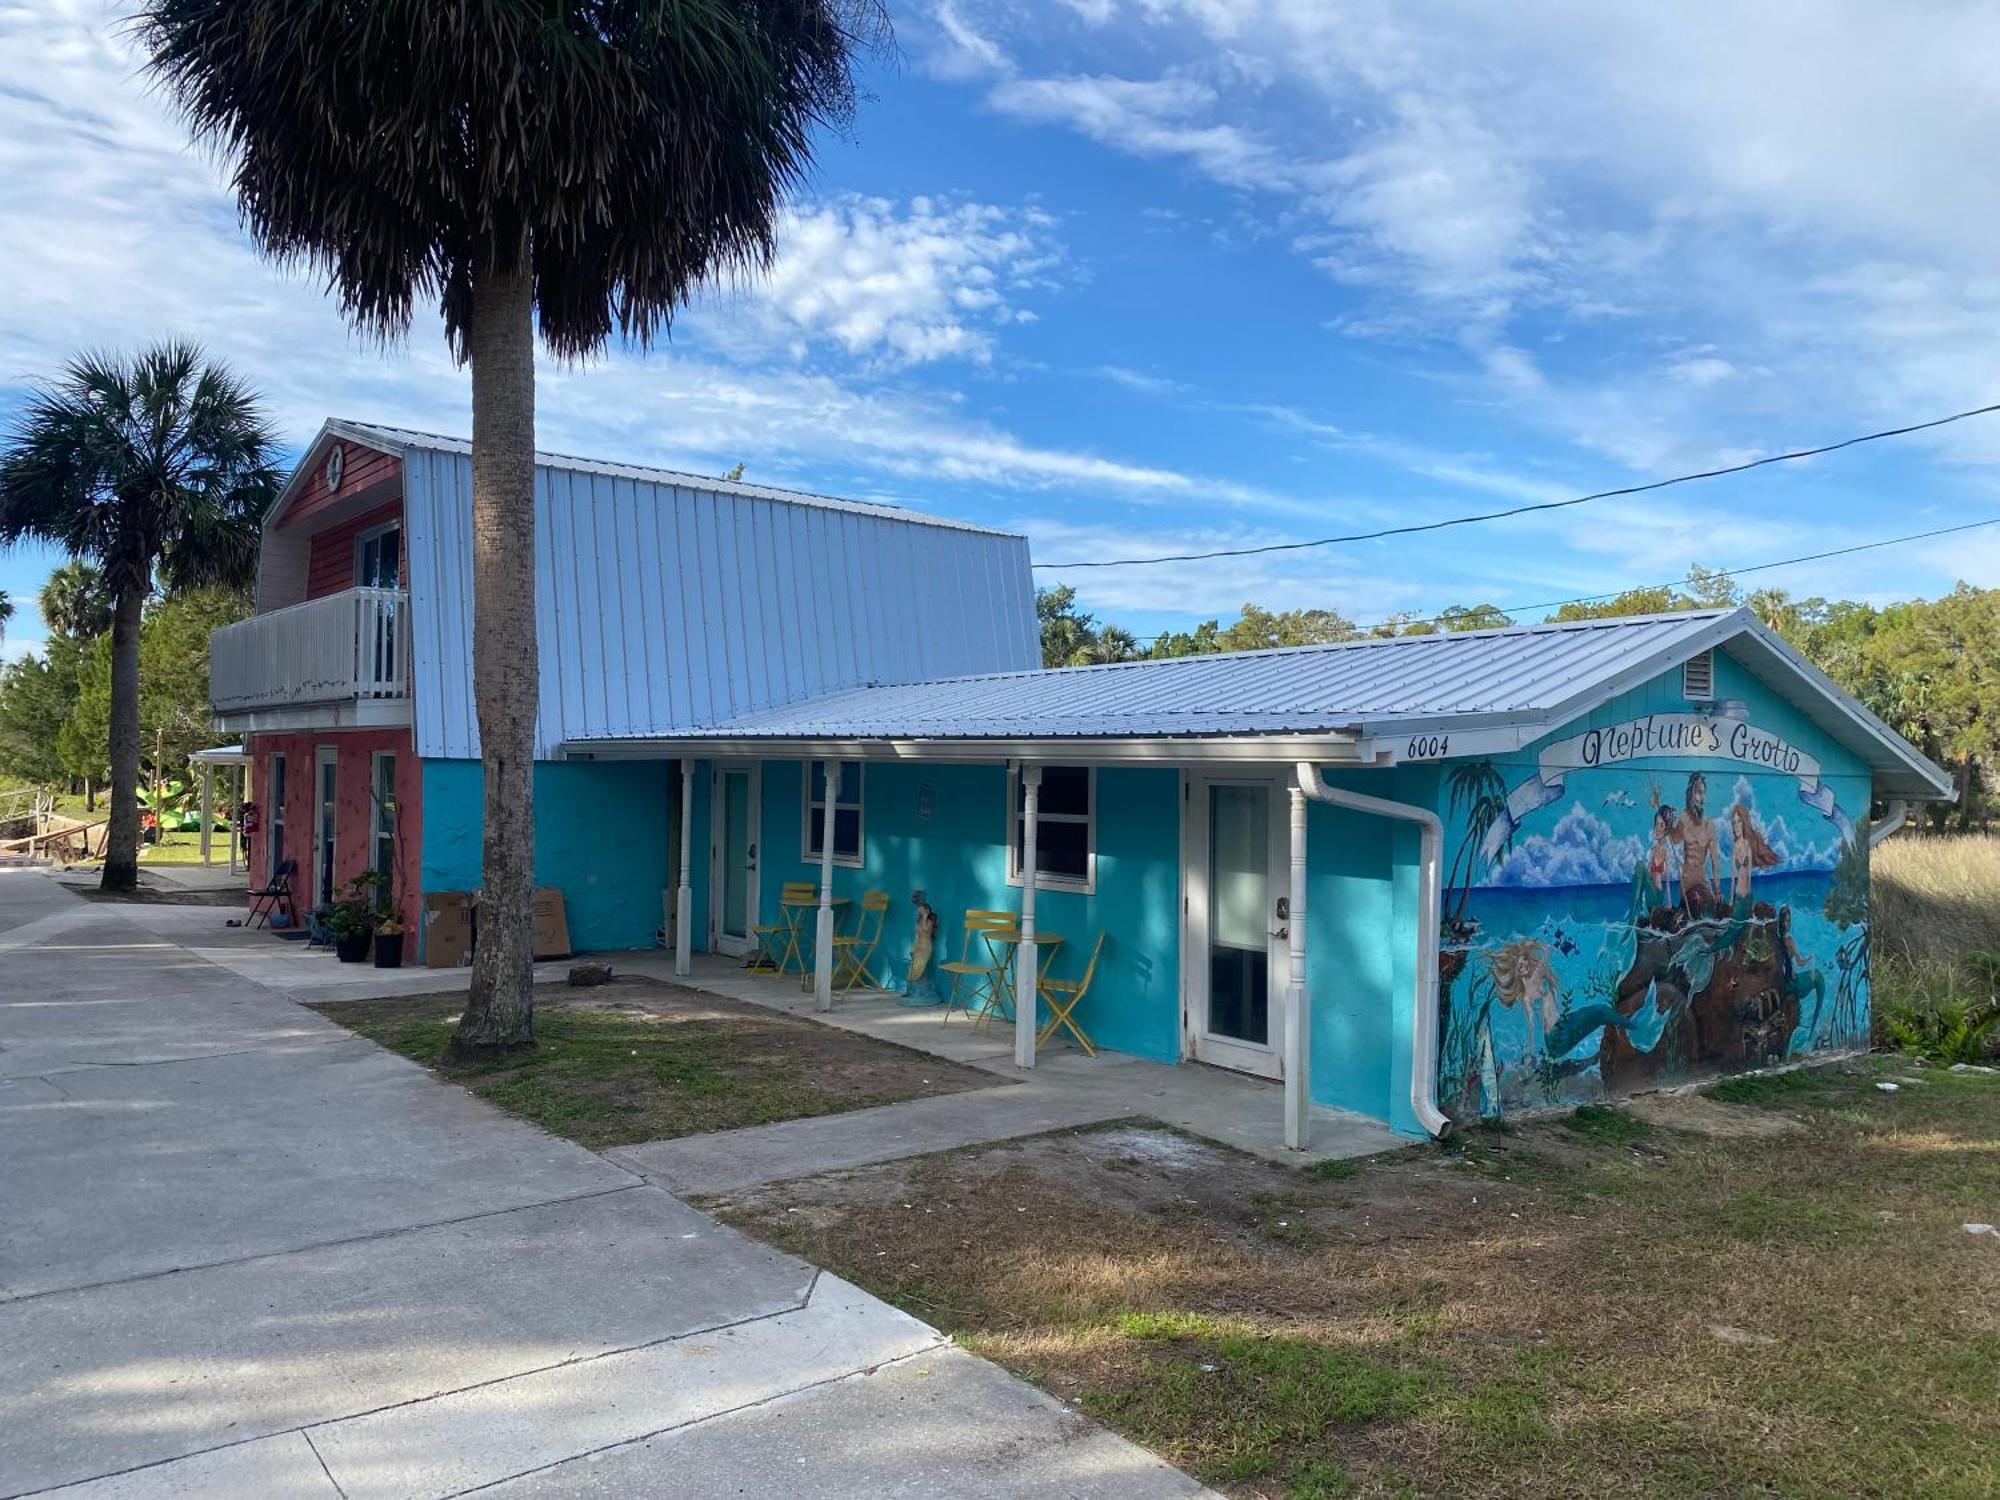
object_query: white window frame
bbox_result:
[268,751,287,882]
[1005,762,1096,894]
[801,759,864,868]
[370,750,397,881]
[353,519,402,590]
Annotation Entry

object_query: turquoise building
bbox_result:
[216,423,1951,1150]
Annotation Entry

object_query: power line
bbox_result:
[1138,515,2000,649]
[1033,400,2000,570]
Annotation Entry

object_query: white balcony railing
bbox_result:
[211,587,408,715]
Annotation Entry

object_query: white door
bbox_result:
[1184,772,1291,1078]
[709,762,760,955]
[313,745,338,909]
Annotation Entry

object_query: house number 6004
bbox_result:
[1405,734,1450,760]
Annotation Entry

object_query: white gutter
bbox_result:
[1295,763,1451,1141]
[1868,798,1909,848]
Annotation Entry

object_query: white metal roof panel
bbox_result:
[391,432,1036,758]
[574,608,1951,799]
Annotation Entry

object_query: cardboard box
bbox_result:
[532,887,571,960]
[423,891,474,968]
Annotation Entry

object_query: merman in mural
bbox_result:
[1653,772,1724,913]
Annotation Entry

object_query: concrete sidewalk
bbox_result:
[0,868,1209,1499]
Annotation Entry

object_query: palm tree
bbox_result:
[0,591,12,644]
[39,560,113,640]
[137,0,887,1055]
[0,345,277,891]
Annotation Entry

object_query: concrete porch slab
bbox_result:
[615,953,1409,1173]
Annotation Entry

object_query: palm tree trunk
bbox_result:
[451,264,539,1056]
[100,585,143,893]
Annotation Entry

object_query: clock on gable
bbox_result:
[323,443,345,495]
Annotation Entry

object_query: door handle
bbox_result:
[1270,926,1289,940]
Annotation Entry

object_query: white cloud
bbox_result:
[702,195,1065,369]
[925,0,2000,482]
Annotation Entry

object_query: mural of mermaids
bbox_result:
[1435,710,1870,1121]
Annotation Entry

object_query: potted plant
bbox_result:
[326,877,377,963]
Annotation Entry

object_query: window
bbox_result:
[803,760,863,865]
[371,751,397,881]
[354,522,401,589]
[268,752,286,880]
[1009,764,1093,890]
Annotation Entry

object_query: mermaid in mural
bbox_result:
[1630,802,1680,916]
[1780,906,1829,1053]
[1730,801,1780,902]
[1487,937,1671,1069]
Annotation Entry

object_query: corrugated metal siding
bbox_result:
[646,612,1737,741]
[403,449,1037,759]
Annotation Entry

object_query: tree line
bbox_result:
[1038,570,1999,827]
[0,560,248,813]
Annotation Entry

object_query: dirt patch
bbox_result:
[707,1060,2000,1499]
[1622,1089,1806,1138]
[313,976,999,1149]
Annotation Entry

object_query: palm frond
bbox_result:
[134,0,891,360]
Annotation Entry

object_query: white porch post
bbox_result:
[1284,781,1310,1150]
[675,758,695,978]
[1015,762,1042,1069]
[228,765,241,875]
[199,764,214,866]
[814,761,839,1012]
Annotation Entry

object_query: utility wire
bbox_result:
[1033,400,2000,570]
[1138,515,2000,649]
[1328,516,2000,640]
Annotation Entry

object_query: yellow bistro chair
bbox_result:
[828,889,892,995]
[939,909,1016,1023]
[1037,931,1105,1056]
[748,881,818,974]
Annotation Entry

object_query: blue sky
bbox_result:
[5,0,2000,659]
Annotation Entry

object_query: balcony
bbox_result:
[211,587,410,730]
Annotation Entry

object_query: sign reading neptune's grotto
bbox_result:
[1437,712,1870,1119]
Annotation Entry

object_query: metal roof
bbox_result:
[573,607,1953,799]
[320,418,1022,539]
[396,442,1038,759]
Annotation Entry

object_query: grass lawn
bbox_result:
[138,830,226,864]
[707,1056,2000,1499]
[312,978,997,1150]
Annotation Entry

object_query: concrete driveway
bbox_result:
[0,868,1208,1499]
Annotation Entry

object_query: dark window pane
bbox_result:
[1037,819,1090,879]
[807,805,826,854]
[834,807,861,858]
[1041,765,1090,817]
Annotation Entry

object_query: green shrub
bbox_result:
[1873,952,2000,1064]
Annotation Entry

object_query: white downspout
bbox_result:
[1868,798,1909,849]
[1295,763,1451,1140]
[1283,781,1310,1149]
[675,758,695,978]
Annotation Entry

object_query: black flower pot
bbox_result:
[373,932,405,969]
[334,929,374,964]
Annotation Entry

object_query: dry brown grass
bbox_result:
[709,1065,2000,1500]
[1871,833,2000,964]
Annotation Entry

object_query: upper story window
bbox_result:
[803,760,863,866]
[1008,763,1094,891]
[355,522,401,590]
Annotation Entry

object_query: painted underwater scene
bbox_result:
[1435,733,1870,1119]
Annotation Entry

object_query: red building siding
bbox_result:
[282,441,402,531]
[304,499,404,600]
[246,728,422,932]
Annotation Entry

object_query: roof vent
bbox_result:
[1682,649,1715,701]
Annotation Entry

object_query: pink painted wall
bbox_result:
[245,728,422,930]
[304,499,404,600]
